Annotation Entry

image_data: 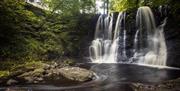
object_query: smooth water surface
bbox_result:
[1,63,180,91]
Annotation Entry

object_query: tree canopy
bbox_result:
[109,0,178,12]
[45,0,96,16]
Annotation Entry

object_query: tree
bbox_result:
[110,0,137,12]
[109,0,172,12]
[46,0,96,16]
[41,0,96,57]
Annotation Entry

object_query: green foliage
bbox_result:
[0,0,95,61]
[110,0,179,12]
[0,0,40,59]
[46,14,93,56]
[138,0,170,6]
[110,0,137,12]
[110,0,180,28]
[63,58,75,66]
[0,71,9,78]
[0,60,46,79]
[11,61,45,71]
[47,0,95,16]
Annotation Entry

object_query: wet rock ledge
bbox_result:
[131,78,180,91]
[0,62,95,86]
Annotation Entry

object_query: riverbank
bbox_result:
[132,78,180,91]
[0,60,95,86]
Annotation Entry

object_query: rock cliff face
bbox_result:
[165,14,180,67]
[149,7,180,67]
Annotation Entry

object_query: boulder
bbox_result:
[17,68,45,83]
[13,66,94,84]
[6,79,18,85]
[58,67,94,82]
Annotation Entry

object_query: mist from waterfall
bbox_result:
[133,6,167,66]
[89,6,167,66]
[89,12,126,63]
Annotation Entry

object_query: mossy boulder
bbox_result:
[0,61,95,85]
[17,68,45,83]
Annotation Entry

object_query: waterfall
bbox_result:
[89,14,113,63]
[89,12,126,63]
[133,6,167,66]
[89,6,167,66]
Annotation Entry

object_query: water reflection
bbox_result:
[1,63,180,91]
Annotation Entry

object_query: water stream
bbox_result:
[1,63,180,91]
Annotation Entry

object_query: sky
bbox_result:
[96,0,104,14]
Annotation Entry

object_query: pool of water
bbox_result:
[1,63,180,91]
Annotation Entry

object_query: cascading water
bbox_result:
[133,6,167,66]
[89,12,126,63]
[89,14,113,63]
[89,6,167,66]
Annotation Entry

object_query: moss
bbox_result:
[0,0,94,62]
[0,71,10,78]
[0,60,46,71]
[11,61,45,72]
[63,58,75,66]
[0,60,47,79]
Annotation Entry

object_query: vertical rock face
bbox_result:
[162,8,180,67]
[148,5,180,67]
[165,26,180,67]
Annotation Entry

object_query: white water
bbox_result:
[133,6,167,66]
[89,6,167,66]
[89,12,126,63]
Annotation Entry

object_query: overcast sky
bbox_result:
[96,0,104,14]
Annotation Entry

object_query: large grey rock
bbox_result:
[58,67,94,82]
[6,79,18,85]
[17,68,45,83]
